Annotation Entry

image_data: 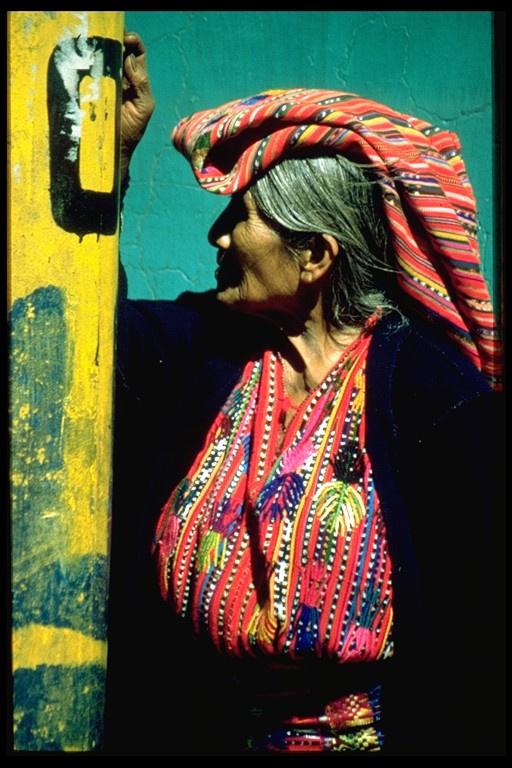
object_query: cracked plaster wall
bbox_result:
[122,11,500,310]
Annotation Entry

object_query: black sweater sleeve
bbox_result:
[366,317,505,755]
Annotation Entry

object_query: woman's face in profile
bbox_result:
[208,191,303,323]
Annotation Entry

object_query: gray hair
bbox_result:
[250,154,402,328]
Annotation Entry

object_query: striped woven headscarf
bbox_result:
[171,88,501,390]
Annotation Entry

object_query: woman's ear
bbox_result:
[300,234,339,283]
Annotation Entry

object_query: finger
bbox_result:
[123,31,147,61]
[124,53,152,93]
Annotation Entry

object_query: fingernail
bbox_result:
[130,53,138,70]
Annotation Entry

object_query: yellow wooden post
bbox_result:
[8,11,124,752]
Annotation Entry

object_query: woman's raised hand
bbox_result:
[121,32,156,182]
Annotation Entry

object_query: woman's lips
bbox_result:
[215,251,242,290]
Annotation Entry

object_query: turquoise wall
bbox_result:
[122,11,498,306]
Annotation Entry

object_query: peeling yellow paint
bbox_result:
[10,10,122,557]
[9,11,124,751]
[13,625,108,670]
[79,75,116,193]
[18,404,30,419]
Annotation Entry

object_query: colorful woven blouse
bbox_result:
[154,318,393,752]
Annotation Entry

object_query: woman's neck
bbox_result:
[279,320,362,405]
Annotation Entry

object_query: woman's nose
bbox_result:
[214,233,231,250]
[208,198,237,247]
[208,209,229,247]
[208,222,231,249]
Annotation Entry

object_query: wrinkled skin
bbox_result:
[121,32,156,183]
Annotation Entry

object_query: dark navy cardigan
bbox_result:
[105,290,505,756]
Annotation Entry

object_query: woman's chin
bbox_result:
[216,285,239,307]
[216,287,255,318]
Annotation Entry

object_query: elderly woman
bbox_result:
[105,34,504,756]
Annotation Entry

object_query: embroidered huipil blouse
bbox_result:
[154,320,394,751]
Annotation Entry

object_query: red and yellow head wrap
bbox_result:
[172,88,501,390]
